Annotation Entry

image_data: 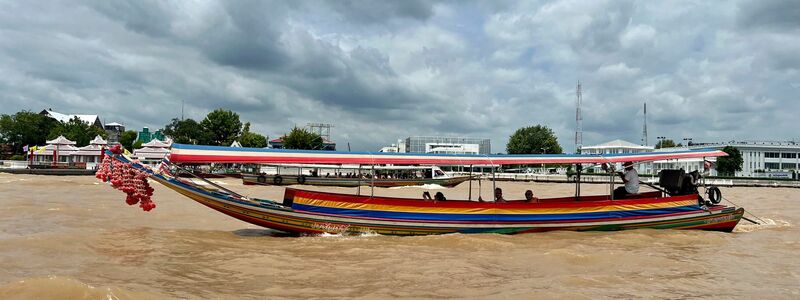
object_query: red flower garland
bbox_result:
[96,153,157,212]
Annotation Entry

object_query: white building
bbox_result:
[30,135,108,169]
[380,137,489,155]
[132,138,172,167]
[581,140,655,174]
[665,141,800,178]
[580,139,654,155]
[379,140,405,153]
[650,147,718,176]
[40,109,102,128]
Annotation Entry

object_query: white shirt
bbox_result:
[624,168,640,194]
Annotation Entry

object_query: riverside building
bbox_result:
[659,141,800,178]
[580,139,654,174]
[380,136,491,155]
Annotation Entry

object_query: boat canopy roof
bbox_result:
[256,163,443,170]
[168,144,727,166]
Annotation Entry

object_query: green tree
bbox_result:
[163,118,207,144]
[47,117,107,147]
[238,122,267,148]
[282,127,323,150]
[0,111,59,154]
[506,125,563,154]
[716,146,743,176]
[655,139,677,149]
[133,140,143,149]
[119,130,138,151]
[200,109,242,146]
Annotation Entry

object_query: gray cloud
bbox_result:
[737,0,800,31]
[323,0,436,24]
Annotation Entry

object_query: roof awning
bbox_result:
[168,144,727,166]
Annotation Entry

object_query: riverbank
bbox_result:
[0,168,96,176]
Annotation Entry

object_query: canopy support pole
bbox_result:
[491,164,496,200]
[356,165,362,196]
[468,164,473,201]
[575,164,582,201]
[610,164,615,200]
[370,165,375,198]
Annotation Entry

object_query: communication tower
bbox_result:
[642,102,648,146]
[575,81,583,153]
[307,123,333,141]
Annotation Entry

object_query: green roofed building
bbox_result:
[137,127,166,143]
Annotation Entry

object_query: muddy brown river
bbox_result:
[0,174,797,299]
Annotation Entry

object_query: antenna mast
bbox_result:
[181,99,185,120]
[575,81,583,153]
[642,102,648,146]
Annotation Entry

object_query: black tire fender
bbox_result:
[297,175,306,184]
[707,186,722,204]
[273,175,283,185]
[257,175,266,183]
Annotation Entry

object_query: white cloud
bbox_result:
[620,24,656,49]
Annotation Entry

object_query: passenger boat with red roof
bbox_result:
[95,144,747,235]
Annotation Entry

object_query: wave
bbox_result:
[735,217,792,233]
[0,276,170,300]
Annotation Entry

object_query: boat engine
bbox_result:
[658,169,701,196]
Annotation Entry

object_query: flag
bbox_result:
[123,149,132,156]
[23,145,28,152]
[158,158,173,176]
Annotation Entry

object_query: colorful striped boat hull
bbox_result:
[149,173,744,236]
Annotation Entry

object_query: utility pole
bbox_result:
[181,99,185,121]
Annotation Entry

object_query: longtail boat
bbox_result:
[96,144,747,235]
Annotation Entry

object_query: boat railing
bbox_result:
[480,172,800,188]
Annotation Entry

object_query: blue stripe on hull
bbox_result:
[290,204,702,222]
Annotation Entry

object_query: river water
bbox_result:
[0,174,797,299]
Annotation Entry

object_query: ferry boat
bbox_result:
[96,144,746,235]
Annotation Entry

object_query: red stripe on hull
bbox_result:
[684,220,740,232]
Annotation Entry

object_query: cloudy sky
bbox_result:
[1,0,798,152]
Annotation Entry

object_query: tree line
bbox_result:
[0,108,327,159]
[135,108,323,150]
[0,111,107,158]
[0,109,743,174]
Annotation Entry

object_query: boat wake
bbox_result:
[312,231,381,238]
[735,218,792,232]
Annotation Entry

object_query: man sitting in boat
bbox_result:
[494,187,506,203]
[614,161,639,199]
[524,189,538,203]
[434,192,446,201]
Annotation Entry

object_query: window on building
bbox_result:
[781,153,797,159]
[765,152,780,158]
[764,162,781,169]
[782,163,797,170]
